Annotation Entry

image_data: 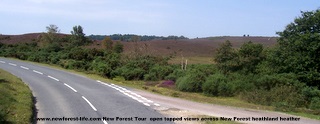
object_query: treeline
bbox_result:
[88,34,188,41]
[0,10,320,115]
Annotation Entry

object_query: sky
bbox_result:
[0,0,319,38]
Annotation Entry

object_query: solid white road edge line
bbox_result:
[97,80,158,107]
[82,96,97,111]
[33,70,43,75]
[143,103,151,106]
[47,75,59,81]
[64,83,78,92]
[8,63,17,66]
[20,66,29,70]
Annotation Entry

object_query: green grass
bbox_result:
[0,69,33,124]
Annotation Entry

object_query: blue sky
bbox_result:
[0,0,319,38]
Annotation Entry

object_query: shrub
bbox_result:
[27,51,49,63]
[227,72,256,93]
[240,89,269,105]
[309,97,320,110]
[90,57,113,76]
[112,66,145,80]
[270,85,305,111]
[203,73,235,96]
[176,70,206,92]
[302,86,320,110]
[144,65,174,81]
[48,53,60,64]
[241,84,305,111]
[165,68,185,81]
[254,73,299,90]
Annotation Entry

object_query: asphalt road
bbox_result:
[0,58,171,124]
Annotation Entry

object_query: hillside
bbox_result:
[121,36,277,57]
[119,36,277,64]
[0,33,41,44]
[0,33,277,64]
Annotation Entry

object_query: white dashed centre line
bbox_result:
[103,120,108,124]
[82,96,97,111]
[0,61,5,63]
[8,63,17,66]
[47,75,59,82]
[154,103,160,106]
[64,83,77,92]
[20,66,29,70]
[33,70,43,75]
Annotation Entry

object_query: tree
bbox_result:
[71,25,85,37]
[70,25,88,46]
[238,41,264,74]
[46,24,60,33]
[271,10,320,87]
[113,41,124,53]
[214,40,238,74]
[101,37,113,52]
[38,24,61,49]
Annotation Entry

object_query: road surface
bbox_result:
[0,58,171,124]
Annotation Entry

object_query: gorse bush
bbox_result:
[113,66,145,80]
[254,73,299,90]
[176,73,203,92]
[175,64,217,92]
[90,58,113,76]
[144,64,174,81]
[176,70,207,92]
[227,72,256,93]
[165,67,185,81]
[202,73,235,96]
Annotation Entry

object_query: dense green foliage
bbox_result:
[271,10,320,88]
[210,10,320,113]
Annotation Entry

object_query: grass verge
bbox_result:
[0,68,33,124]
